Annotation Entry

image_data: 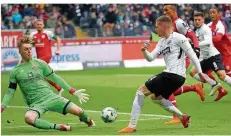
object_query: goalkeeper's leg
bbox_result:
[24,110,71,131]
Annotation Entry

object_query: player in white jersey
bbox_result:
[190,12,231,94]
[118,16,207,133]
[162,4,204,125]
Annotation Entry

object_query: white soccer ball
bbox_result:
[101,107,117,123]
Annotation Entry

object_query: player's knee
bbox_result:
[137,85,151,96]
[217,71,226,81]
[24,111,38,126]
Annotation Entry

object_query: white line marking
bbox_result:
[4,118,166,129]
[7,105,172,119]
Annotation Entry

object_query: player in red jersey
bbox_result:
[30,19,63,95]
[205,7,230,101]
[163,4,205,124]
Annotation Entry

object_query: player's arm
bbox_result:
[212,23,225,43]
[177,22,200,57]
[48,30,61,55]
[1,72,17,113]
[178,36,206,82]
[39,59,89,103]
[141,42,160,62]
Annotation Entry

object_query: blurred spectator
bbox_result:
[12,8,22,26]
[113,23,122,36]
[104,5,117,36]
[23,4,35,16]
[61,17,76,38]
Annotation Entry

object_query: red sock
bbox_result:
[168,94,178,118]
[173,85,195,96]
[47,79,62,92]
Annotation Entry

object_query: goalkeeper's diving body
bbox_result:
[1,36,95,131]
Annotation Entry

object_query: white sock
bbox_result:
[128,91,145,128]
[224,75,231,86]
[153,98,183,120]
[193,73,217,86]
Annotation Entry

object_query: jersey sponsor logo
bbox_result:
[160,47,171,55]
[2,49,20,67]
[28,72,34,78]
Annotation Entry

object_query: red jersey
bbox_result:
[30,30,57,63]
[208,20,231,58]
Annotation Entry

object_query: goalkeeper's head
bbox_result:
[17,35,33,62]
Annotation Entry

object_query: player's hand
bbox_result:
[70,88,89,104]
[141,42,151,51]
[55,50,60,55]
[198,73,207,83]
[1,106,5,113]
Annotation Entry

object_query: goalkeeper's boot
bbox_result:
[60,124,72,131]
[181,114,191,128]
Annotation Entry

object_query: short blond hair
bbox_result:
[156,15,172,26]
[17,35,33,48]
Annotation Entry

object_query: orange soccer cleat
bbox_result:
[194,83,205,101]
[164,116,181,124]
[118,126,136,133]
[180,114,191,128]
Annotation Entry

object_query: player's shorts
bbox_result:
[222,55,231,75]
[145,72,185,99]
[26,97,74,118]
[38,55,52,63]
[185,56,191,69]
[200,54,225,73]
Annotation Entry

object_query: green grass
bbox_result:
[1,67,231,135]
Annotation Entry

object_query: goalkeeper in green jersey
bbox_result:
[1,36,95,131]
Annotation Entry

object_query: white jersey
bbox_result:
[195,24,220,60]
[155,32,193,77]
[207,20,225,35]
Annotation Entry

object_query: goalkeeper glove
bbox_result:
[69,88,89,104]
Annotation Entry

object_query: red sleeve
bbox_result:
[186,30,199,48]
[213,33,223,43]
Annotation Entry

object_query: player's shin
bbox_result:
[128,91,145,128]
[34,118,60,130]
[224,75,231,86]
[152,98,183,120]
[194,73,217,85]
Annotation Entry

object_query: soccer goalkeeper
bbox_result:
[1,36,95,131]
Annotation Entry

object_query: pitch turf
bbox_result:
[1,67,231,135]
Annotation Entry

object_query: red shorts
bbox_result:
[185,56,190,69]
[38,55,52,63]
[222,55,231,74]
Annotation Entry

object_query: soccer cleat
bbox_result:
[60,124,72,131]
[194,83,205,101]
[214,89,228,101]
[180,114,191,128]
[118,126,136,133]
[164,116,181,124]
[209,82,221,96]
[88,120,96,127]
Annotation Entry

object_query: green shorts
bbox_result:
[27,97,74,118]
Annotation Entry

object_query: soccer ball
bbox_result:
[101,107,117,123]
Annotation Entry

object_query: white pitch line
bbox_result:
[7,106,172,119]
[4,118,166,129]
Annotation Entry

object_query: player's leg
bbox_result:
[25,107,70,131]
[118,84,151,133]
[149,94,190,128]
[46,96,94,127]
[148,72,190,128]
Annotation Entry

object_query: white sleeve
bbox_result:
[199,28,212,47]
[142,43,160,62]
[45,30,56,40]
[176,20,190,35]
[178,35,203,73]
[216,21,225,35]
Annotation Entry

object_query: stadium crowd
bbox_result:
[1,4,231,37]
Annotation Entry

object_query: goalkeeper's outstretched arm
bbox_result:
[1,82,17,112]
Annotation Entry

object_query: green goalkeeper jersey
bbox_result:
[9,58,59,106]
